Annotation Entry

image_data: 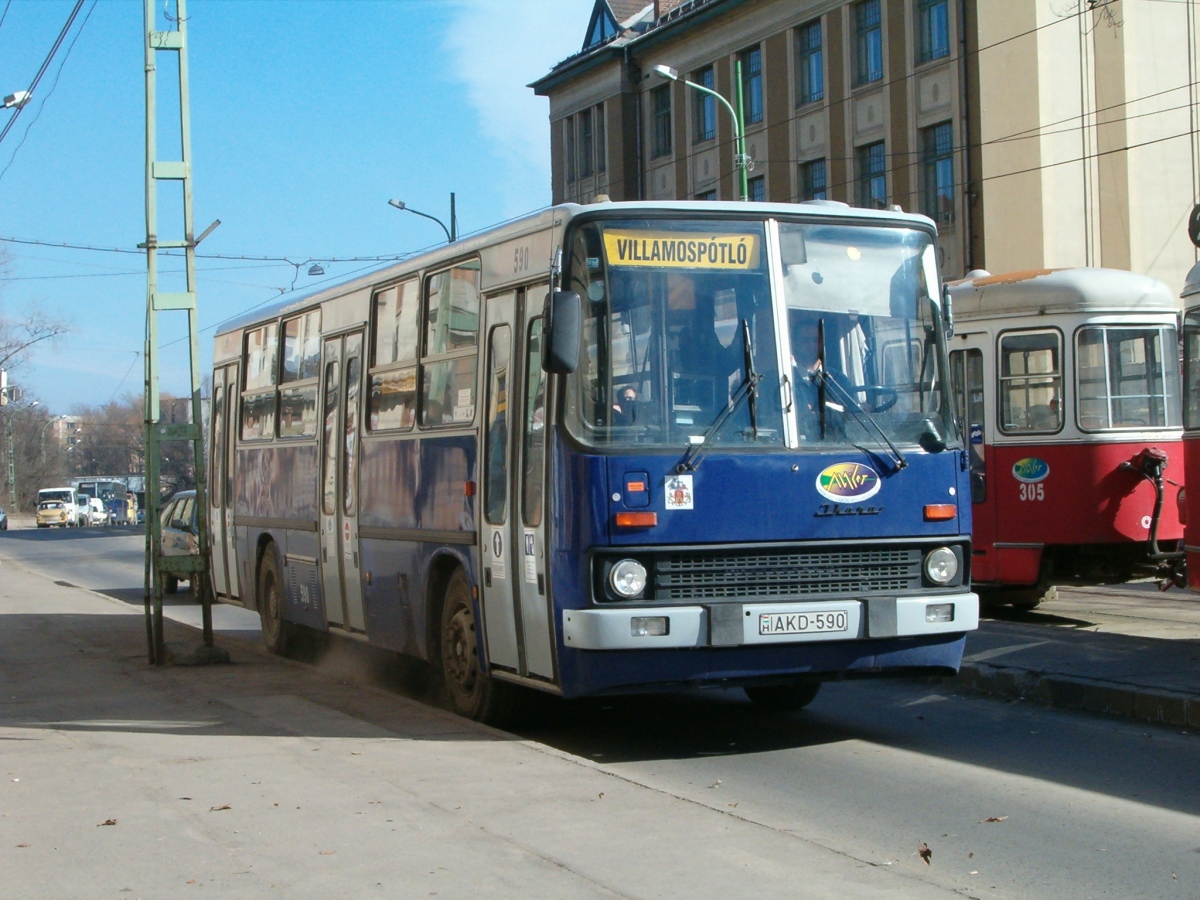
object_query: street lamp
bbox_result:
[652,64,750,202]
[388,194,457,243]
[3,91,31,110]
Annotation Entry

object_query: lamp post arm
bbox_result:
[405,207,452,243]
[681,77,748,201]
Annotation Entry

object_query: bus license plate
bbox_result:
[759,610,848,636]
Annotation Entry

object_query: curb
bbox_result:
[954,663,1200,729]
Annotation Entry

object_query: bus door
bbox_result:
[319,331,367,632]
[479,287,555,681]
[209,363,239,599]
[950,340,995,581]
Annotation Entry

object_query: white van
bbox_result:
[37,487,80,528]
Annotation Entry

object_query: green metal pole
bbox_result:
[734,60,748,201]
[143,0,162,665]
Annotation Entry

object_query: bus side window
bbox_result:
[484,325,512,525]
[522,319,546,527]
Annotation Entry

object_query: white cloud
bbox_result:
[444,0,594,216]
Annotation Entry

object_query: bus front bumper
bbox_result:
[562,593,979,650]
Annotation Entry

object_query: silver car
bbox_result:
[159,490,198,595]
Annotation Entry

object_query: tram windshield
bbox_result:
[562,217,952,451]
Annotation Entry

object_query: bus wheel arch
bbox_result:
[256,535,289,655]
[425,554,512,724]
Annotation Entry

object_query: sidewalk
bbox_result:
[957,584,1200,729]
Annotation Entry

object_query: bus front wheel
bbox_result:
[258,546,289,655]
[744,681,821,711]
[438,569,512,724]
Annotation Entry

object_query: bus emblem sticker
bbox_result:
[665,474,694,510]
[815,463,881,503]
[1012,457,1050,484]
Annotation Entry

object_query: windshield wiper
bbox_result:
[814,371,908,471]
[676,318,762,473]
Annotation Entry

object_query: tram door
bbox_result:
[479,286,554,681]
[209,363,240,599]
[318,332,366,631]
[950,341,996,581]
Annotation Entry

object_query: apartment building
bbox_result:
[531,0,1200,286]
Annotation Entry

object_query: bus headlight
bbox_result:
[924,547,958,585]
[609,559,648,598]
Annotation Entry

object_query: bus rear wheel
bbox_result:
[439,569,512,725]
[744,681,821,711]
[258,546,289,655]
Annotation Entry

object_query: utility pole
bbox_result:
[142,0,224,666]
[2,371,20,509]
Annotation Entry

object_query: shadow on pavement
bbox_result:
[981,605,1098,628]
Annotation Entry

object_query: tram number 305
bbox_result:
[1018,483,1045,501]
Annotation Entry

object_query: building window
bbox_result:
[801,158,827,200]
[740,46,763,124]
[922,121,954,222]
[579,108,594,178]
[795,20,823,106]
[565,119,576,182]
[696,189,717,200]
[748,175,765,202]
[916,0,950,64]
[651,84,672,158]
[693,65,716,142]
[856,141,886,208]
[854,0,883,85]
[596,103,606,173]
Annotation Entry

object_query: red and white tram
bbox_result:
[1179,260,1200,591]
[947,268,1183,607]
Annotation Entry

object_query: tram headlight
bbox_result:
[924,547,958,585]
[609,559,648,598]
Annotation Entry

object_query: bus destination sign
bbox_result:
[603,229,760,270]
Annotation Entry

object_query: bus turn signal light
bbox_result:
[924,504,956,521]
[615,511,658,528]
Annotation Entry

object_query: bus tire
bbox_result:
[258,545,289,655]
[438,569,512,724]
[744,680,821,711]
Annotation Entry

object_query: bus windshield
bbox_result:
[562,217,952,450]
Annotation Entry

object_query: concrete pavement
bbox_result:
[956,585,1200,728]
[0,554,977,898]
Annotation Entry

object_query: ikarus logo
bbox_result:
[815,462,882,503]
[1012,457,1050,484]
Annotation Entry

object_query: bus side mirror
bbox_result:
[543,290,581,374]
[942,284,954,338]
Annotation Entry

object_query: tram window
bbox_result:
[1185,311,1200,429]
[212,384,224,508]
[950,349,986,503]
[1076,325,1179,431]
[243,324,278,391]
[278,386,319,438]
[371,280,420,366]
[421,357,477,426]
[998,330,1061,434]
[240,391,276,441]
[321,360,340,517]
[343,350,361,517]
[281,311,321,383]
[523,319,546,527]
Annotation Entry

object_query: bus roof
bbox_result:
[213,200,936,337]
[948,267,1177,320]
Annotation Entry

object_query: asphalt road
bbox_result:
[2,525,1199,898]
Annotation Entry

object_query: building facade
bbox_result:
[531,0,1200,286]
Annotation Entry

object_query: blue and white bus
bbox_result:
[208,200,978,722]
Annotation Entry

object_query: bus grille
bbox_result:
[654,547,922,600]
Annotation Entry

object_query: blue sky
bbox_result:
[0,0,592,412]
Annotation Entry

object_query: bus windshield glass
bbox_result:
[563,217,951,450]
[564,218,782,449]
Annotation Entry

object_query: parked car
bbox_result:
[87,497,109,526]
[159,490,199,595]
[0,506,7,531]
[37,487,80,527]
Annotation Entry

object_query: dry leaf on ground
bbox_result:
[918,842,932,865]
